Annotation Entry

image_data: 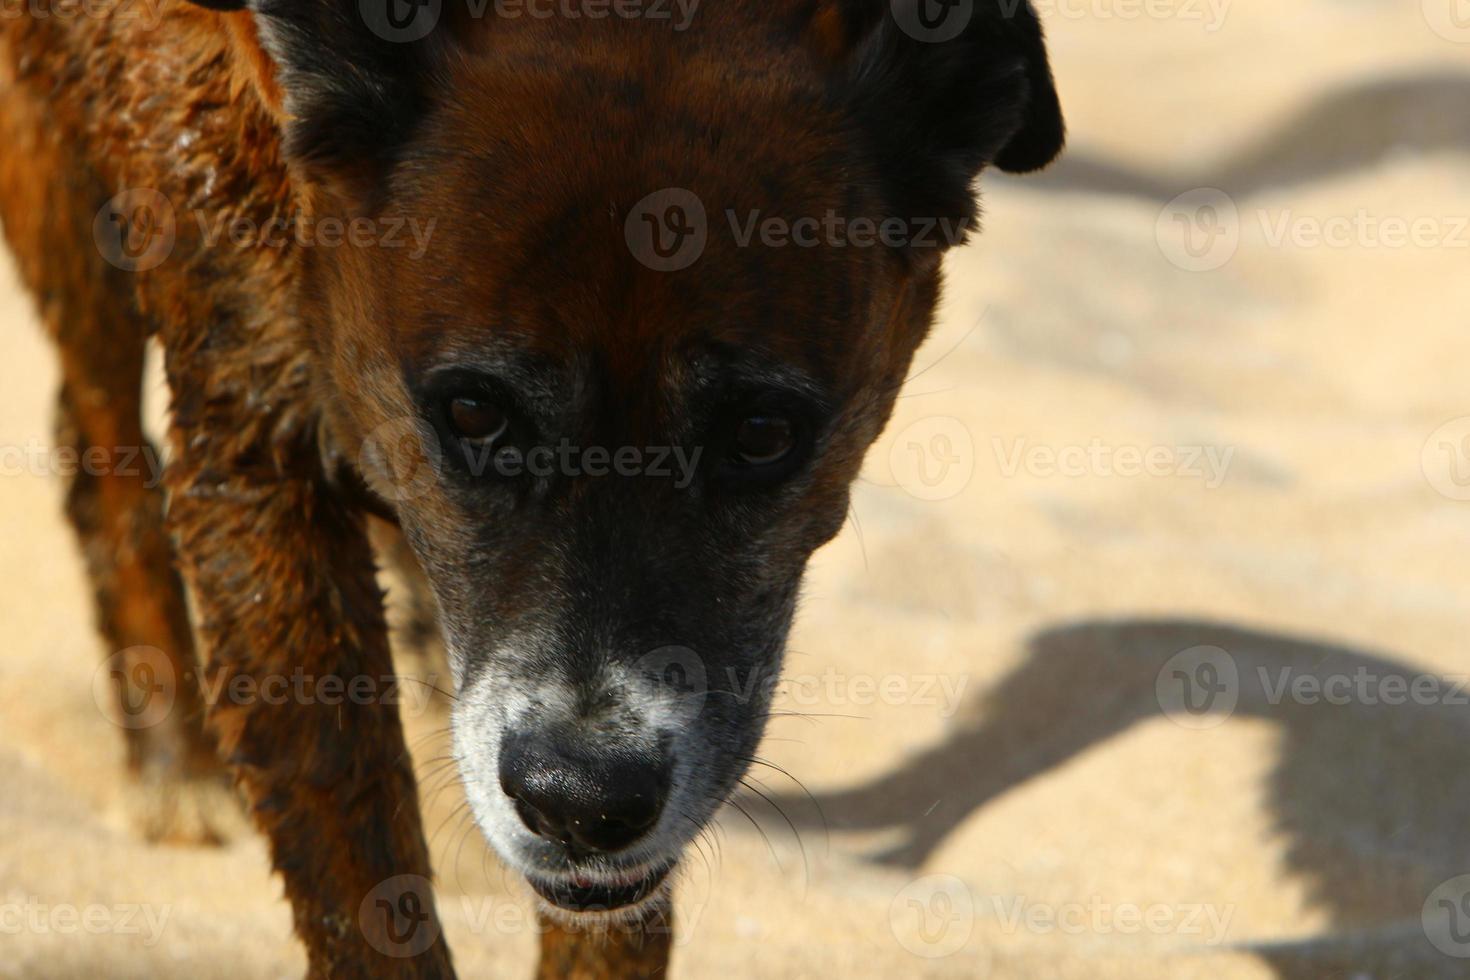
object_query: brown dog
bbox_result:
[0,1,1062,976]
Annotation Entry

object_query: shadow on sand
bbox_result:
[765,618,1470,978]
[1011,72,1470,201]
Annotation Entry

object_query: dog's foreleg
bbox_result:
[164,354,454,979]
[536,904,673,980]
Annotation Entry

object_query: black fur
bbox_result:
[246,0,444,197]
[838,0,1065,231]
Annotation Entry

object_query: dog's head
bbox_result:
[210,0,1061,915]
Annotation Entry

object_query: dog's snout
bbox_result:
[498,731,669,855]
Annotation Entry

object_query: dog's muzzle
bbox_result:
[498,727,672,911]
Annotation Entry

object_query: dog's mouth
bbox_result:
[527,863,673,913]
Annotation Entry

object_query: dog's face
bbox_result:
[242,0,1060,914]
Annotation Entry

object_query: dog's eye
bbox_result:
[447,396,509,444]
[731,415,796,466]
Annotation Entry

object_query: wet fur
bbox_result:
[0,1,1061,976]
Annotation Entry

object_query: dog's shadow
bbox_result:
[1015,72,1470,199]
[766,619,1470,976]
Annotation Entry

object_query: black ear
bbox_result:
[823,0,1065,230]
[201,0,453,204]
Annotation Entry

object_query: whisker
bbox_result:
[738,755,828,839]
[451,807,482,894]
[847,502,869,571]
[721,796,782,875]
[738,777,810,893]
[399,674,459,703]
[429,799,471,855]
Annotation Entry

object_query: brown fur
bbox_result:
[0,4,461,975]
[0,1,1061,976]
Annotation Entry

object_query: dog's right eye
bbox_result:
[447,396,509,445]
[732,415,796,467]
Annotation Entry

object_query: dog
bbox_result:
[0,1,1062,976]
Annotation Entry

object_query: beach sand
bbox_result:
[3,2,1470,976]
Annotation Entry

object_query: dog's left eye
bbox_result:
[447,396,509,444]
[732,415,796,466]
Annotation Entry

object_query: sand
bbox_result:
[3,1,1470,977]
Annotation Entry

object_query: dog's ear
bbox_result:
[808,0,1065,235]
[186,0,457,206]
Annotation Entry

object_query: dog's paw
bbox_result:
[127,768,250,847]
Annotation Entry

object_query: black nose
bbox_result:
[499,731,669,855]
